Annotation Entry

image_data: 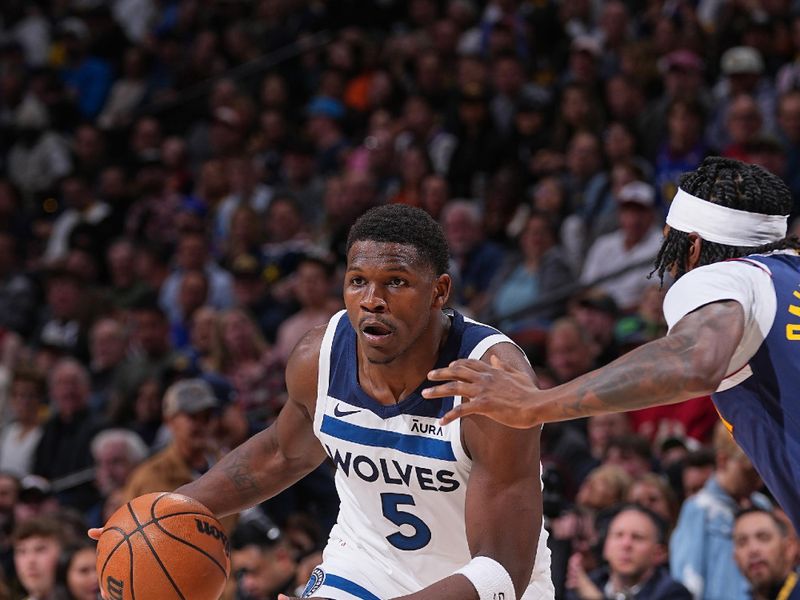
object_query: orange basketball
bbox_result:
[96,492,231,600]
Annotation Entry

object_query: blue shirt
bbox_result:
[670,475,771,600]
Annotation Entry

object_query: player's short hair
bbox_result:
[653,156,800,282]
[346,204,450,275]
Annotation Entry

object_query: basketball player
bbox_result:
[94,204,554,599]
[424,156,800,532]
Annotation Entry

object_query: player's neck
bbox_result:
[359,312,450,404]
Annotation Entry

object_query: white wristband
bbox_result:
[455,556,516,600]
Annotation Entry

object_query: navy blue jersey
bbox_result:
[713,253,800,531]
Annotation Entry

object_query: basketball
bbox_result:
[96,492,231,600]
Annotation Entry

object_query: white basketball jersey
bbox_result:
[302,310,553,599]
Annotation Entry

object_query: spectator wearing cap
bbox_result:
[57,17,113,119]
[15,476,60,526]
[709,46,777,151]
[228,253,293,344]
[580,181,663,312]
[306,95,349,175]
[670,423,771,600]
[0,367,45,479]
[570,289,621,366]
[563,35,602,89]
[122,379,222,503]
[640,49,711,160]
[32,358,105,512]
[566,504,691,600]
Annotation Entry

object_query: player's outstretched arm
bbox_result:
[174,326,328,518]
[424,300,745,428]
[393,343,543,600]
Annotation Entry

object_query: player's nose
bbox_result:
[360,283,387,312]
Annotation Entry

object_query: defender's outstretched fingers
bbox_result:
[427,358,491,382]
[422,380,478,400]
[440,399,486,425]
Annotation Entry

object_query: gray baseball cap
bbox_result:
[163,379,219,418]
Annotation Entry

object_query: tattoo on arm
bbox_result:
[559,301,741,418]
[222,444,263,495]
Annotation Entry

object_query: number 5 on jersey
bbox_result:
[380,493,432,550]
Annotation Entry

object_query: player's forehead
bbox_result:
[346,240,429,273]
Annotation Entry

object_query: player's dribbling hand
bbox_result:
[422,355,541,428]
[87,527,102,541]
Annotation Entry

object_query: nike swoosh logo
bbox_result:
[333,404,361,417]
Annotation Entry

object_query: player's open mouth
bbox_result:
[360,321,394,343]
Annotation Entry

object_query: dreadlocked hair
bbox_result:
[652,156,799,284]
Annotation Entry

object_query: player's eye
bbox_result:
[350,276,365,286]
[388,278,406,287]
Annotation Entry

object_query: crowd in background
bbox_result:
[2,0,800,598]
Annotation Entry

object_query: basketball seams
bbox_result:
[99,526,130,582]
[128,501,188,600]
[147,492,228,577]
[149,519,228,577]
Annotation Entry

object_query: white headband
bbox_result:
[666,187,788,247]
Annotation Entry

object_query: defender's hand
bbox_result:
[423,355,541,428]
[87,528,102,541]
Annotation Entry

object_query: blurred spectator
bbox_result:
[305,96,349,176]
[274,139,325,229]
[709,46,776,151]
[569,289,620,366]
[57,17,113,119]
[110,296,177,407]
[615,284,668,351]
[484,210,573,327]
[14,476,60,525]
[580,181,663,311]
[87,318,127,414]
[680,448,717,500]
[603,434,654,480]
[587,413,632,464]
[97,46,149,131]
[565,504,691,600]
[32,359,105,511]
[546,317,598,386]
[122,379,215,498]
[273,256,340,366]
[442,200,506,314]
[159,231,234,324]
[0,230,36,336]
[105,238,151,310]
[722,94,765,162]
[170,270,209,349]
[733,508,800,600]
[670,423,772,600]
[575,464,632,515]
[44,173,110,263]
[87,429,147,528]
[627,473,680,531]
[12,516,68,600]
[6,96,72,204]
[231,511,298,599]
[419,174,450,222]
[777,90,800,211]
[0,367,45,478]
[55,540,99,600]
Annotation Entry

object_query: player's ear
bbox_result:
[432,274,451,308]
[685,232,703,271]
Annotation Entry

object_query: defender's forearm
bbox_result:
[545,330,718,422]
